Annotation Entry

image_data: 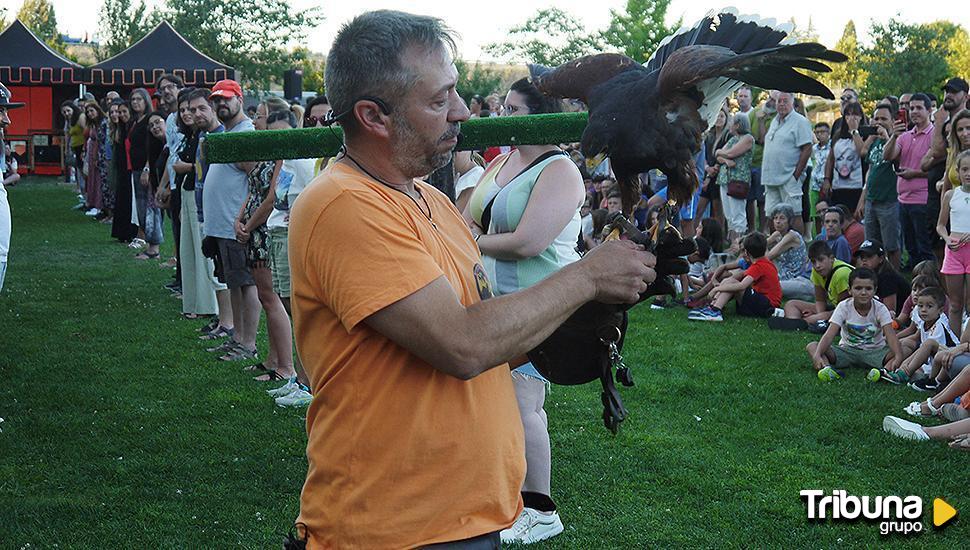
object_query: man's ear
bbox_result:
[353,100,392,139]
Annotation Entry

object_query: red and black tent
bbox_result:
[0,19,82,175]
[84,21,235,91]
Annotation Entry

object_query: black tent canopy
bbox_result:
[0,19,80,85]
[84,21,235,87]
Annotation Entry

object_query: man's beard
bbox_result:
[217,103,239,123]
[389,113,459,178]
[944,97,958,111]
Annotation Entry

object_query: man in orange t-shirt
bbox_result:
[288,10,658,549]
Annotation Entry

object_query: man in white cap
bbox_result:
[0,82,25,292]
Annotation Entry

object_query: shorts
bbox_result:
[941,242,970,275]
[864,200,901,252]
[215,237,255,289]
[832,345,890,370]
[268,227,290,297]
[830,188,863,213]
[764,179,803,215]
[949,354,970,380]
[747,168,764,203]
[736,288,774,317]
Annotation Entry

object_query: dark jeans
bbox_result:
[899,202,933,268]
[169,187,182,286]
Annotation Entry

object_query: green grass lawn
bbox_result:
[0,178,965,548]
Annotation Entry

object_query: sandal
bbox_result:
[219,346,257,362]
[949,434,970,451]
[904,398,938,418]
[242,362,271,374]
[199,318,220,333]
[199,326,234,340]
[135,252,160,260]
[254,369,286,382]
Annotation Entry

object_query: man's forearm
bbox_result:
[460,262,597,375]
[794,146,811,179]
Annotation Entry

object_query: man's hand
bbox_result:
[896,168,921,180]
[235,220,250,244]
[934,107,948,125]
[139,170,149,188]
[578,239,657,304]
[156,186,171,205]
[876,124,890,140]
[892,120,907,137]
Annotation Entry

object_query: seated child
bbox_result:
[872,286,958,386]
[781,240,853,323]
[686,236,711,291]
[895,275,945,330]
[687,232,781,322]
[806,267,902,381]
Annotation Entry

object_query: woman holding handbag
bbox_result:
[715,112,755,246]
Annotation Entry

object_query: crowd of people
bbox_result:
[57,75,333,408]
[14,11,965,546]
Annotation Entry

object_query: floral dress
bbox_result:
[243,161,274,264]
[715,134,753,187]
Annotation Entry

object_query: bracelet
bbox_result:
[474,233,482,242]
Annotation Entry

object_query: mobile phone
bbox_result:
[858,125,878,138]
[896,108,908,127]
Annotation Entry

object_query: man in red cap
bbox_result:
[0,82,25,292]
[200,79,261,361]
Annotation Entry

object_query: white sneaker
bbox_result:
[275,388,313,407]
[84,208,100,216]
[772,308,785,318]
[266,379,298,398]
[883,416,930,441]
[500,508,564,544]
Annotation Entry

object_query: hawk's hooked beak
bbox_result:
[585,152,607,172]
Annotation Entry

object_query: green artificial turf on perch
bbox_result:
[204,112,590,163]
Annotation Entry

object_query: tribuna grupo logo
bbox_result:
[800,490,923,535]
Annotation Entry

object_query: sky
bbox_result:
[3,0,969,63]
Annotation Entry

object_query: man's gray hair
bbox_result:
[325,10,456,132]
[732,112,751,135]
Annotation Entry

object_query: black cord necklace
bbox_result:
[345,153,436,229]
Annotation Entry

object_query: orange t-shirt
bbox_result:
[288,162,525,549]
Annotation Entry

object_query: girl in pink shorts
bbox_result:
[937,150,970,335]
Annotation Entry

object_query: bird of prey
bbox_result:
[529,8,847,216]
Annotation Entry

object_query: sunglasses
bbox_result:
[304,115,330,127]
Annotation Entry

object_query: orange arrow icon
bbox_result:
[933,498,957,527]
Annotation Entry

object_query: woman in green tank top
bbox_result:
[463,78,584,544]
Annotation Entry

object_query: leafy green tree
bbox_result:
[17,0,60,47]
[95,0,155,61]
[484,8,603,66]
[293,47,326,95]
[454,60,506,104]
[827,20,866,93]
[945,26,970,83]
[600,0,679,63]
[860,19,951,102]
[156,0,322,90]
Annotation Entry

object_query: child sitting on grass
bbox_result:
[688,232,781,322]
[894,275,944,330]
[780,240,853,324]
[806,267,902,381]
[870,286,958,386]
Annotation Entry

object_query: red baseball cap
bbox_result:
[210,79,242,100]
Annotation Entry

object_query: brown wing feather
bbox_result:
[657,46,737,99]
[530,53,642,103]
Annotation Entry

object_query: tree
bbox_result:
[860,19,951,102]
[293,47,326,95]
[827,20,866,93]
[17,0,60,47]
[945,26,970,83]
[600,0,679,63]
[157,0,322,91]
[454,60,506,104]
[95,0,155,61]
[484,8,602,66]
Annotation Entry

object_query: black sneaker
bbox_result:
[767,317,809,331]
[908,378,940,392]
[807,320,829,334]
